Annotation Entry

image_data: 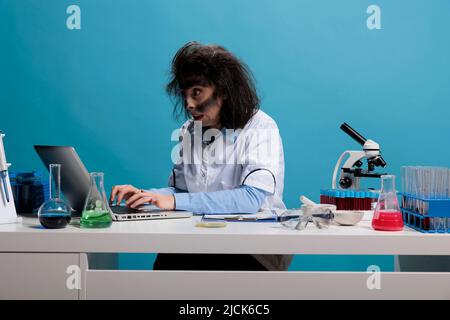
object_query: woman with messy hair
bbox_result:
[110,42,291,271]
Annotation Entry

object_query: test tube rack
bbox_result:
[320,189,378,211]
[10,171,50,214]
[0,130,22,225]
[401,193,450,233]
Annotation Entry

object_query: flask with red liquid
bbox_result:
[372,175,404,231]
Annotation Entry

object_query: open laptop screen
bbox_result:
[34,145,90,213]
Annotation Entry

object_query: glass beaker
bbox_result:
[372,175,404,231]
[80,172,112,228]
[38,164,71,229]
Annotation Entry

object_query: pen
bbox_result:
[223,215,258,221]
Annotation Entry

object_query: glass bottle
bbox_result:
[80,172,112,228]
[38,164,71,229]
[372,175,404,231]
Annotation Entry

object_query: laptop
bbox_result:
[34,145,192,221]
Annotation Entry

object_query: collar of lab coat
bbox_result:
[187,121,238,144]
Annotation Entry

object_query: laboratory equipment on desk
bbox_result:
[320,189,378,211]
[332,122,387,190]
[300,203,335,230]
[0,130,22,225]
[280,196,335,230]
[10,171,48,214]
[320,122,386,213]
[300,195,364,226]
[372,175,403,231]
[401,166,450,233]
[38,164,71,229]
[279,208,304,229]
[80,172,112,228]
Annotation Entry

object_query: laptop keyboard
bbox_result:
[110,205,142,214]
[110,205,162,214]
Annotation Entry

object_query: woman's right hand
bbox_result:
[110,184,141,205]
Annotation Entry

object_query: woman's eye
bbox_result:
[193,89,201,97]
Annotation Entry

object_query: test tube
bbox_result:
[358,192,364,211]
[365,192,370,211]
[423,217,431,231]
[335,191,340,210]
[345,191,350,210]
[446,168,450,231]
[434,218,446,233]
[338,191,344,210]
[357,192,362,211]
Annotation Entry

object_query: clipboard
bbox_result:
[202,211,278,222]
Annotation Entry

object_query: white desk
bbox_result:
[1,216,450,299]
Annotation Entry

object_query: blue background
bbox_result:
[1,0,449,271]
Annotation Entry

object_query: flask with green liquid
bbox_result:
[80,172,112,228]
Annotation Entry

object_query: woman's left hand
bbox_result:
[125,191,175,210]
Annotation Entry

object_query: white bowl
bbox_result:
[333,210,365,226]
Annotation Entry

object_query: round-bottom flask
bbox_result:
[38,164,71,229]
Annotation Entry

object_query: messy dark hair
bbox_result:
[166,41,260,129]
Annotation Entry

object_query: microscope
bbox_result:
[332,123,387,190]
[0,131,21,224]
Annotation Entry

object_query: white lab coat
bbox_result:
[169,110,292,271]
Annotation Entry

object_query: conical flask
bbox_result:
[80,172,112,228]
[372,175,403,231]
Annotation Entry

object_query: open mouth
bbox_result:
[192,114,204,121]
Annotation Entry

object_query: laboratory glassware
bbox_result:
[38,164,71,229]
[11,171,47,213]
[80,172,112,228]
[400,166,450,233]
[372,175,403,231]
[320,189,377,211]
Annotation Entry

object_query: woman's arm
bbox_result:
[144,187,187,196]
[125,186,267,213]
[174,185,267,214]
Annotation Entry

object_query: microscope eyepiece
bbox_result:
[340,123,367,146]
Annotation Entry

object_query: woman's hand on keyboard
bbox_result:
[126,191,175,210]
[110,184,141,205]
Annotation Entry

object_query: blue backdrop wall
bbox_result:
[1,0,449,271]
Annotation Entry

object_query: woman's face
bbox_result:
[183,85,223,128]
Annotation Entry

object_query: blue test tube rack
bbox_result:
[401,193,450,233]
